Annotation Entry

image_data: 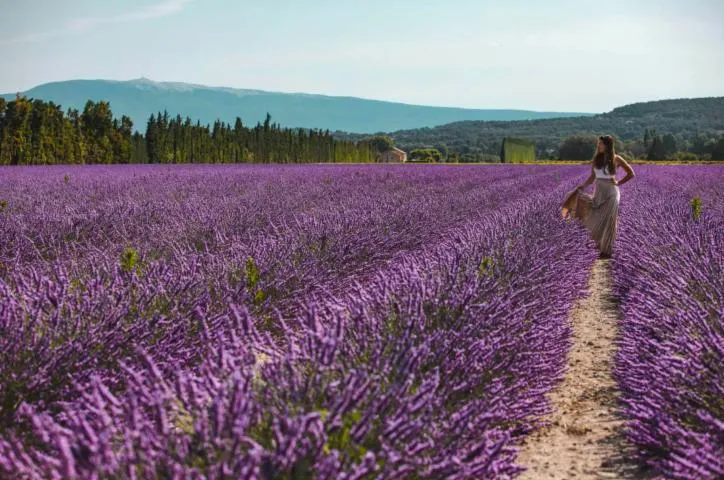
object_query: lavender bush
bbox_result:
[611,166,723,479]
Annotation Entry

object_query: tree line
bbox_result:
[0,96,376,165]
[557,130,724,161]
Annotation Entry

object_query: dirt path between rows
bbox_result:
[516,258,644,479]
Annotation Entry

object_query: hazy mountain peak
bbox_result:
[130,76,156,85]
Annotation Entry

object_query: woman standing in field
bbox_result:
[562,135,636,258]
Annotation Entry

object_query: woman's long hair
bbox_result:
[594,135,616,175]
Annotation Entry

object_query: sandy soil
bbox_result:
[516,258,645,479]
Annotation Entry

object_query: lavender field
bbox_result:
[611,166,723,479]
[0,164,721,479]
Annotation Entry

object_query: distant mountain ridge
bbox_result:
[1,78,592,134]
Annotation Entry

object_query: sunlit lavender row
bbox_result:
[0,164,596,478]
[611,166,723,479]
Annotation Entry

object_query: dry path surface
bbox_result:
[516,258,643,479]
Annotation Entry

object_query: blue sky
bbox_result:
[1,0,723,112]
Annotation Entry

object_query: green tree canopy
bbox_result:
[711,135,724,160]
[647,135,666,160]
[559,135,597,160]
[409,148,442,163]
[662,133,677,158]
[361,135,395,153]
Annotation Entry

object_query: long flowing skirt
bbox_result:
[562,179,620,255]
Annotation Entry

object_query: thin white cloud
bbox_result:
[68,0,194,30]
[0,0,194,45]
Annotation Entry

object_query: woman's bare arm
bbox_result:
[577,163,595,190]
[615,155,635,186]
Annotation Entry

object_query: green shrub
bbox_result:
[245,257,260,289]
[690,197,702,221]
[120,246,140,273]
[478,256,494,277]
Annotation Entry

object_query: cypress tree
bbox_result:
[662,134,677,158]
[146,114,159,163]
[648,135,666,160]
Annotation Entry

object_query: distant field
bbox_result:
[0,164,721,478]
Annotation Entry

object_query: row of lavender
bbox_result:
[0,165,595,478]
[610,166,723,479]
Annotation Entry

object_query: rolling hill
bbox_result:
[1,78,591,134]
[353,97,724,159]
